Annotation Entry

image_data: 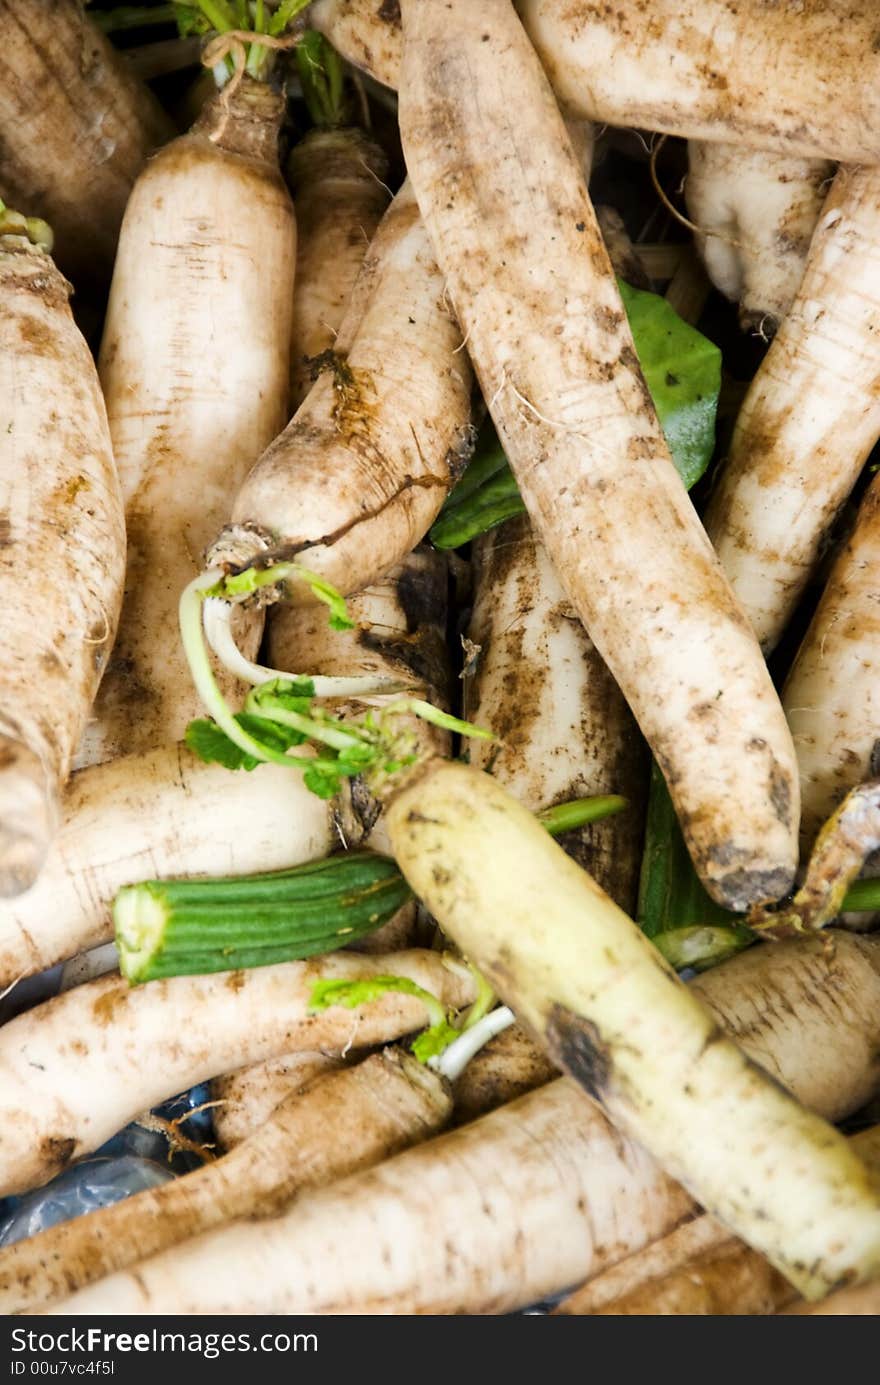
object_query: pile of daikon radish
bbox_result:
[0,0,879,1317]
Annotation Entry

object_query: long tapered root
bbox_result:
[0,735,56,896]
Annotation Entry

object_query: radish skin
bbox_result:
[0,744,332,991]
[0,0,172,289]
[466,516,645,913]
[312,0,880,163]
[386,759,880,1298]
[0,948,473,1198]
[0,1049,451,1315]
[208,179,473,606]
[556,1126,880,1315]
[81,79,295,765]
[0,237,125,896]
[288,127,389,410]
[212,1052,344,1152]
[686,142,833,333]
[783,473,880,853]
[41,932,880,1315]
[705,164,880,653]
[398,0,798,910]
[451,1022,557,1125]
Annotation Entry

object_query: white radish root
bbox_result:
[783,473,880,854]
[312,0,880,163]
[0,948,474,1198]
[556,1124,880,1315]
[208,178,473,606]
[0,235,125,895]
[386,758,880,1298]
[705,163,880,653]
[0,744,333,992]
[288,126,389,410]
[686,141,833,333]
[398,0,799,910]
[81,79,296,765]
[212,1051,344,1152]
[466,516,645,913]
[0,1049,451,1315]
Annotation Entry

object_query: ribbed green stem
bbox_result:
[115,852,411,984]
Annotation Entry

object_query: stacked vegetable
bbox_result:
[0,0,879,1318]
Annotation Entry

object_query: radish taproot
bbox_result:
[42,932,880,1315]
[287,31,390,410]
[212,1051,344,1152]
[705,164,880,653]
[0,948,474,1198]
[203,176,473,615]
[783,473,880,854]
[0,211,125,896]
[0,0,172,292]
[0,1049,451,1315]
[79,73,296,766]
[685,142,833,334]
[312,0,880,163]
[398,0,799,911]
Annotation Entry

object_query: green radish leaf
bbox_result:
[302,764,344,799]
[308,974,450,1030]
[617,280,721,491]
[430,280,722,547]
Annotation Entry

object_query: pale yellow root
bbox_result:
[705,163,880,654]
[0,948,473,1197]
[0,242,125,895]
[398,0,798,911]
[0,0,172,287]
[0,1050,451,1315]
[212,1052,343,1152]
[783,473,880,855]
[288,126,389,410]
[82,79,295,765]
[41,932,880,1315]
[386,759,880,1298]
